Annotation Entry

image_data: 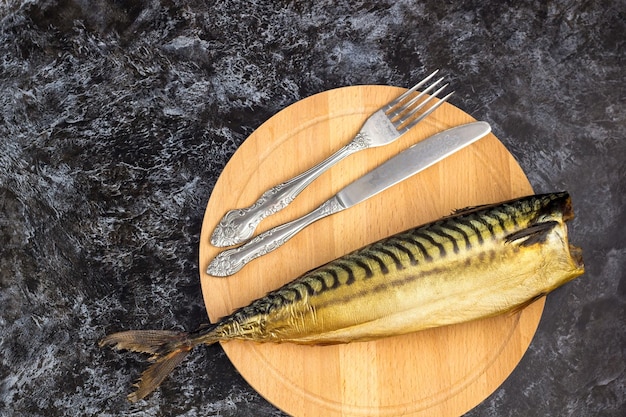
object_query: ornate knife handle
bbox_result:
[210,135,370,247]
[207,197,344,276]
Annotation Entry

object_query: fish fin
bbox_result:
[508,293,546,315]
[100,330,192,401]
[127,345,192,402]
[505,220,559,247]
[451,203,494,216]
[450,200,516,216]
[99,330,187,356]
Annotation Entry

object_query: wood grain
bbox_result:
[199,85,540,417]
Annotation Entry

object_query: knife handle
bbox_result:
[207,197,344,277]
[210,141,364,248]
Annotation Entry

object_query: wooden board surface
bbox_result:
[199,85,541,417]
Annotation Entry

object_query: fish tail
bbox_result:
[100,330,195,402]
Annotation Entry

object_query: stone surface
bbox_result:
[0,0,624,416]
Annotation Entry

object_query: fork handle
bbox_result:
[210,136,369,247]
[207,196,344,276]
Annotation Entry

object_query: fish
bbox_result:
[100,191,585,402]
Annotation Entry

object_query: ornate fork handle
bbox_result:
[207,197,344,276]
[210,71,451,247]
[210,134,371,247]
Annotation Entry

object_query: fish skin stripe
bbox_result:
[454,218,485,245]
[471,216,496,239]
[443,221,481,248]
[396,235,434,262]
[509,209,519,227]
[500,204,521,227]
[302,280,316,296]
[291,287,303,301]
[354,258,376,277]
[267,286,302,305]
[388,241,418,265]
[410,231,447,258]
[490,211,511,233]
[323,253,388,281]
[336,262,356,285]
[439,223,472,250]
[317,266,345,289]
[429,226,461,254]
[326,269,341,289]
[362,252,390,275]
[305,274,326,294]
[480,211,505,233]
[375,247,405,270]
[311,274,329,293]
[273,293,289,308]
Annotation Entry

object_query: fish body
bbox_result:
[101,192,584,401]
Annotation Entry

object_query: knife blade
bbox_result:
[207,121,491,277]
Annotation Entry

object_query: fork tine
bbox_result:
[383,69,440,112]
[394,82,449,125]
[397,90,454,133]
[386,77,445,121]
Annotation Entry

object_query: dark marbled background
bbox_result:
[1,0,624,416]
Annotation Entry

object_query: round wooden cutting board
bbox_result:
[199,85,541,417]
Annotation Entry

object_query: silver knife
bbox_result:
[207,121,491,277]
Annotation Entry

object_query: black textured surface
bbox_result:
[1,1,624,416]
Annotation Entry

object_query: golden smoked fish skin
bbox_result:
[101,192,585,402]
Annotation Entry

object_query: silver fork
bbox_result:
[210,70,453,247]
